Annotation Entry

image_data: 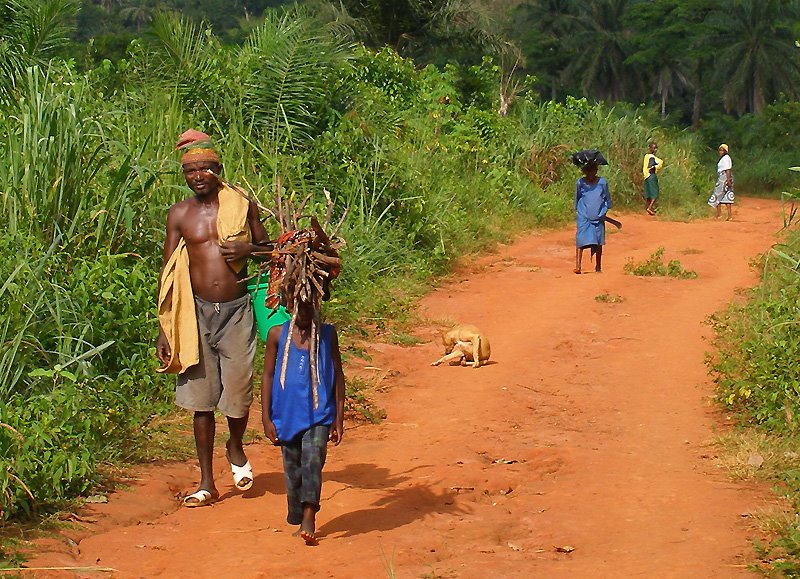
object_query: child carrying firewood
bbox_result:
[260,298,345,545]
[258,196,347,546]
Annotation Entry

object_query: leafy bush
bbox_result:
[708,233,800,428]
[623,247,698,279]
[698,104,800,194]
[0,242,171,519]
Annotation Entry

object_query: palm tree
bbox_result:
[146,8,354,152]
[0,0,78,105]
[323,0,508,64]
[707,0,800,114]
[623,0,710,119]
[509,0,579,100]
[652,61,692,119]
[560,0,641,102]
[120,0,158,30]
[416,0,511,64]
[146,10,224,114]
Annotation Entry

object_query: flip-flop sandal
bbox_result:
[227,450,254,491]
[182,489,217,508]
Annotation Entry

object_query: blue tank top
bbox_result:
[271,322,337,442]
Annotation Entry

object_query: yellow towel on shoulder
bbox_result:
[217,185,251,273]
[157,238,199,374]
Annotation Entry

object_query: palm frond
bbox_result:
[0,0,77,106]
[146,11,226,112]
[8,0,77,59]
[239,8,355,151]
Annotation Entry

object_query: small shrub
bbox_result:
[624,247,697,279]
[345,376,386,424]
[594,292,625,303]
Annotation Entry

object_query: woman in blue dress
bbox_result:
[572,149,612,274]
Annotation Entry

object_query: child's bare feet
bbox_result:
[573,268,581,275]
[299,505,318,546]
[300,527,318,546]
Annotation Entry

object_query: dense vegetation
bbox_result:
[0,0,710,523]
[707,196,800,571]
[67,1,800,119]
[60,0,800,193]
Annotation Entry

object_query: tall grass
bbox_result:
[0,67,97,241]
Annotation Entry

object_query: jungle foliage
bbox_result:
[62,0,800,195]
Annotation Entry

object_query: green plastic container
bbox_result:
[247,275,291,342]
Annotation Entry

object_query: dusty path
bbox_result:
[28,198,783,578]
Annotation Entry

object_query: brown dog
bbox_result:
[431,324,491,368]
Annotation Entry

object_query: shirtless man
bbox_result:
[156,131,268,507]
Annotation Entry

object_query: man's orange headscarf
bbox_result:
[176,129,220,165]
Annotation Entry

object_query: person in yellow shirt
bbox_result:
[642,141,664,215]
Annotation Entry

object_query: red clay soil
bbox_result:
[25,198,784,578]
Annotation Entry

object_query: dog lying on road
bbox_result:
[431,324,491,368]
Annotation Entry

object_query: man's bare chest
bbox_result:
[180,207,218,245]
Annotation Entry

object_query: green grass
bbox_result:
[623,247,698,279]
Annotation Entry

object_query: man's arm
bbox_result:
[261,325,281,444]
[156,205,183,365]
[162,205,183,265]
[248,200,269,245]
[219,201,272,263]
[329,326,345,446]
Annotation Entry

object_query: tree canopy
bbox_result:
[24,0,800,122]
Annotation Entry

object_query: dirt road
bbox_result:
[28,198,783,578]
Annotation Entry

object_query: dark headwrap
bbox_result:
[571,149,608,168]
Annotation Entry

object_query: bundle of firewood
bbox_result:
[253,180,346,408]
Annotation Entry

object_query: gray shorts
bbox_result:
[176,293,256,418]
